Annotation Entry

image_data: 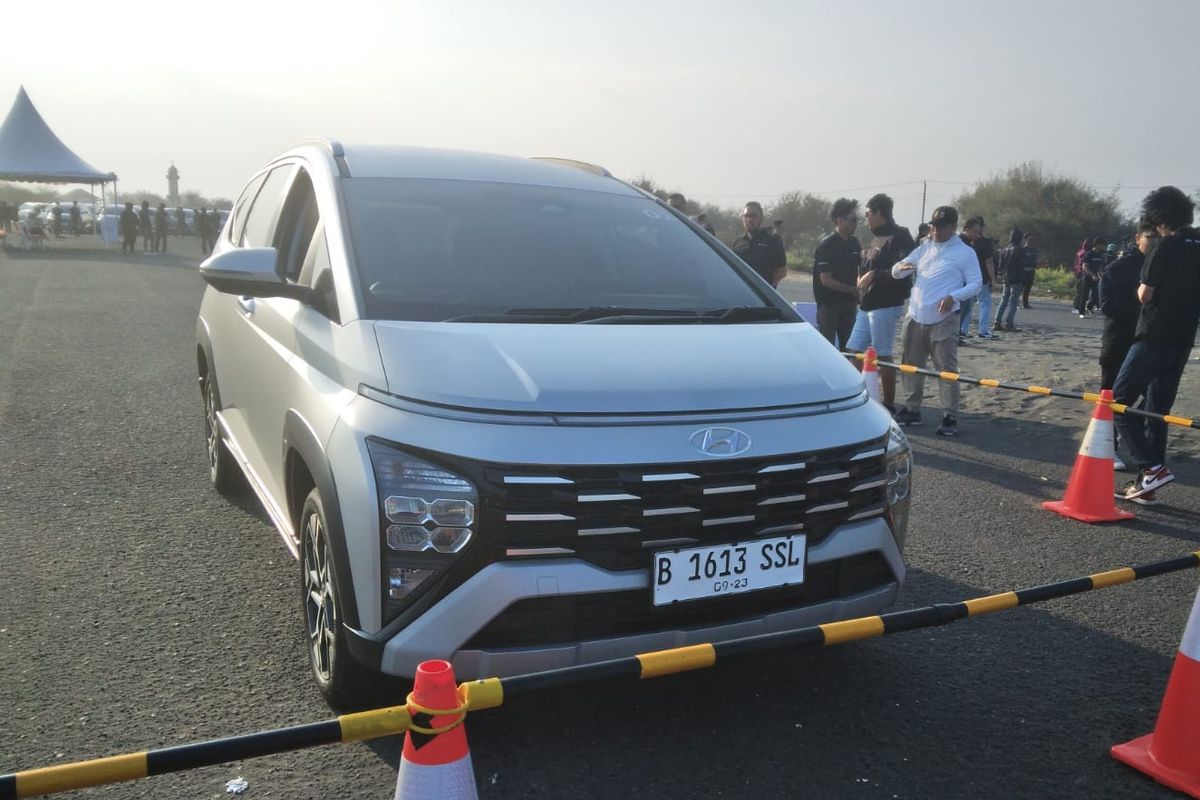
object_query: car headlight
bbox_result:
[367,440,478,622]
[885,421,912,548]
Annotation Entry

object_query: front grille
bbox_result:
[465,553,894,648]
[473,435,889,569]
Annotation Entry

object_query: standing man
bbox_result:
[731,201,787,288]
[1075,239,1105,317]
[666,193,688,213]
[154,203,169,254]
[1020,231,1039,308]
[197,208,211,256]
[846,193,915,411]
[813,198,862,347]
[958,216,997,340]
[69,201,82,235]
[993,228,1026,331]
[1100,222,1159,472]
[118,201,138,255]
[695,213,716,235]
[1113,187,1200,504]
[890,206,981,436]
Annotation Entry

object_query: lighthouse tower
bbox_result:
[166,163,180,207]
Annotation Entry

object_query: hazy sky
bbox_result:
[4,0,1196,228]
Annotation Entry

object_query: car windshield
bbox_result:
[342,178,772,322]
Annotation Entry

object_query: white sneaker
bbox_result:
[1113,455,1126,471]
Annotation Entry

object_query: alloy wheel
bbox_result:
[303,509,338,684]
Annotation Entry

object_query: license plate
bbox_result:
[652,534,806,606]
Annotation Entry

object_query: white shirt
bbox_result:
[891,236,982,325]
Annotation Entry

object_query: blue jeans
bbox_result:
[995,283,1022,328]
[846,304,906,357]
[958,296,975,335]
[1111,341,1191,470]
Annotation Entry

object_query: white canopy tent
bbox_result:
[0,86,117,231]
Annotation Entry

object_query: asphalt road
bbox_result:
[1,250,1197,799]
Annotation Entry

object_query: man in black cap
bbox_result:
[812,198,862,347]
[890,206,981,436]
[731,201,787,287]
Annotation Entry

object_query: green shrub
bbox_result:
[1034,266,1077,299]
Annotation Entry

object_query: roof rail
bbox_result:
[529,157,613,178]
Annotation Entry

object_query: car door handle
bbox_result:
[237,296,256,315]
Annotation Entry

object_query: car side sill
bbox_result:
[216,409,300,558]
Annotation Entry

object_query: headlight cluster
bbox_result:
[885,421,913,548]
[367,440,478,621]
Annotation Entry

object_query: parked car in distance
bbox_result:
[195,141,913,709]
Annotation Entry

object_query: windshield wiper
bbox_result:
[445,307,700,323]
[443,305,789,324]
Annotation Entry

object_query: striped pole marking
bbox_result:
[845,353,1200,430]
[4,550,1199,798]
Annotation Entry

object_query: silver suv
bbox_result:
[196,141,912,707]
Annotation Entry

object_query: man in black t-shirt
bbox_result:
[1113,187,1200,504]
[731,201,787,287]
[812,198,862,347]
[958,216,997,340]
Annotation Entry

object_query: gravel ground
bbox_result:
[0,246,1197,799]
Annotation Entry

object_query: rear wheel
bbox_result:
[300,487,388,710]
[202,373,241,495]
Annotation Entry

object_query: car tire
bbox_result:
[202,372,242,495]
[300,487,391,711]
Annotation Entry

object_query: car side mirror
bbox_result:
[200,248,311,303]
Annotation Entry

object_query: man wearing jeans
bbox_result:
[957,216,997,340]
[890,206,981,436]
[994,227,1027,331]
[1113,187,1200,505]
[846,193,915,412]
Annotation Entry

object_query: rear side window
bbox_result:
[239,165,294,248]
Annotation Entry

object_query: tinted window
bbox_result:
[273,169,319,282]
[239,165,294,248]
[343,179,765,322]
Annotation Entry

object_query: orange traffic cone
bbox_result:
[1042,389,1134,523]
[394,660,479,800]
[863,346,882,404]
[1111,584,1200,798]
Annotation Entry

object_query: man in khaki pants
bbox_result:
[890,206,981,436]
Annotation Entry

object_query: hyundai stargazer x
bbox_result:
[195,141,913,707]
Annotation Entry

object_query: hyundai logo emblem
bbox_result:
[690,427,752,457]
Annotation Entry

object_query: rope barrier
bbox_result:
[843,351,1200,430]
[3,548,1199,798]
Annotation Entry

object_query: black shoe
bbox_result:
[936,414,958,436]
[893,407,922,426]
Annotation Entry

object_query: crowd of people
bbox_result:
[670,185,1200,506]
[116,201,223,255]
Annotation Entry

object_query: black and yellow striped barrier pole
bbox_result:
[844,352,1200,430]
[4,549,1199,798]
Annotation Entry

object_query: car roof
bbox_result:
[333,144,640,198]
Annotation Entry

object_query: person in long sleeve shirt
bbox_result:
[889,206,981,436]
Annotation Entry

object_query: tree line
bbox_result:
[636,162,1139,269]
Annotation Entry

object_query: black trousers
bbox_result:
[817,301,857,349]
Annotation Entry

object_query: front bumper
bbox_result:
[372,517,903,679]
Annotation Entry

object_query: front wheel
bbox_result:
[300,488,386,710]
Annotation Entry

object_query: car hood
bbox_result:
[372,321,864,414]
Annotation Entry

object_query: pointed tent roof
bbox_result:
[0,87,114,184]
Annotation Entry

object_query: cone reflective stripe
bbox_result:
[1111,585,1200,798]
[863,346,881,404]
[1042,389,1134,523]
[394,660,479,800]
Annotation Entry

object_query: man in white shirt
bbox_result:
[890,206,982,436]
